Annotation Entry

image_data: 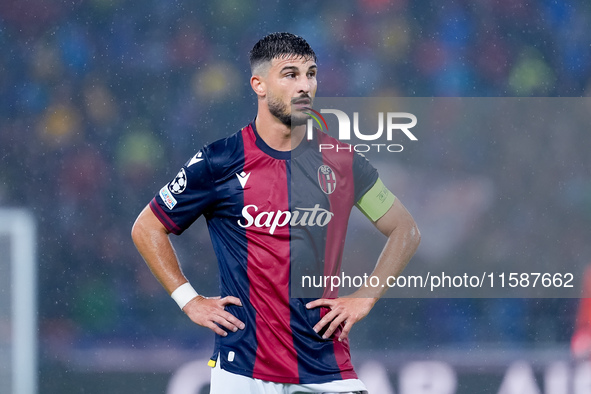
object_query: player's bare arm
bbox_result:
[306,197,420,341]
[131,205,245,336]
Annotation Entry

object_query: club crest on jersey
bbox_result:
[169,168,187,194]
[317,165,336,194]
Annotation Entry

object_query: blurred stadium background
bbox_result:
[1,0,591,393]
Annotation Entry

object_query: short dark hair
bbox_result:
[249,32,317,73]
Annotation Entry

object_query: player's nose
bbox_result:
[296,76,311,94]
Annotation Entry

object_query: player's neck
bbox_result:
[255,110,305,152]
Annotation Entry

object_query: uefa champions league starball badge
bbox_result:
[169,168,187,194]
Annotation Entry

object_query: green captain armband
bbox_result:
[356,178,396,222]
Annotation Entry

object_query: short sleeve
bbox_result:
[352,153,396,222]
[149,150,216,235]
[352,152,379,202]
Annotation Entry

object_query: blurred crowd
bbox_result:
[1,0,591,356]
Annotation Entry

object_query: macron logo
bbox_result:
[236,171,251,188]
[188,152,203,167]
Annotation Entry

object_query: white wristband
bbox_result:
[171,282,199,310]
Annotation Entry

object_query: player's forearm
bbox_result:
[371,219,420,298]
[356,217,420,300]
[131,206,188,295]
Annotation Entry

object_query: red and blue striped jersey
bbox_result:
[150,121,379,384]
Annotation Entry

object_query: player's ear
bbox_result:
[250,75,266,97]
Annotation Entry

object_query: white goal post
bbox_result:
[0,209,37,394]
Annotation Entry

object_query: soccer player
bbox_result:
[132,32,420,394]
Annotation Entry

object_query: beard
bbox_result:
[267,91,311,127]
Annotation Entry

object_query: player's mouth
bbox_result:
[292,97,312,107]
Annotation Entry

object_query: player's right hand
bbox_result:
[182,295,245,336]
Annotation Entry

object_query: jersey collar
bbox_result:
[251,119,312,160]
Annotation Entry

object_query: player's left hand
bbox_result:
[306,297,377,342]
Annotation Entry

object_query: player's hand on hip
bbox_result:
[182,295,245,337]
[306,297,376,342]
